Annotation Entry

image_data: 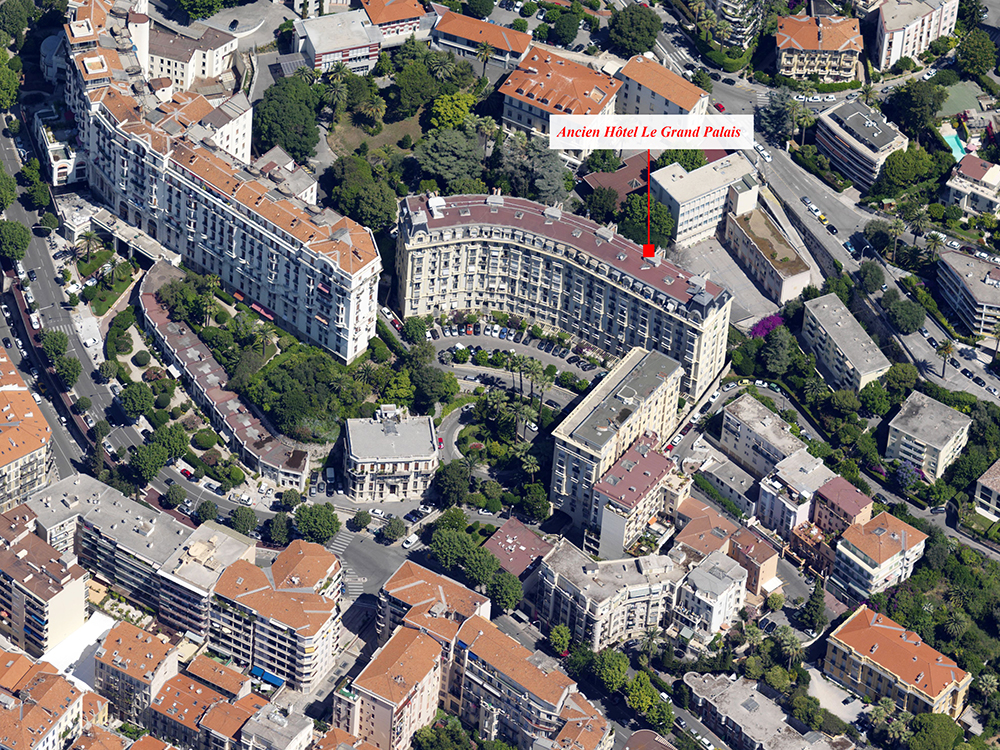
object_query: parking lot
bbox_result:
[487,0,603,53]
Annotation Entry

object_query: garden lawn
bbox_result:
[77,250,113,279]
[938,80,984,117]
[326,113,425,156]
[90,276,132,317]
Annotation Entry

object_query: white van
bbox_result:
[402,533,419,549]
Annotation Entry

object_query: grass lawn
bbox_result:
[90,275,132,317]
[77,250,113,279]
[440,394,478,421]
[938,80,984,117]
[326,111,424,156]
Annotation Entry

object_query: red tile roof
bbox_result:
[816,477,872,519]
[360,0,424,25]
[483,518,554,577]
[435,11,531,54]
[839,511,927,564]
[618,56,707,111]
[776,14,861,52]
[353,628,441,707]
[502,47,620,117]
[674,499,737,556]
[957,154,997,181]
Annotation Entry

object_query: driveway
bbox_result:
[676,239,779,323]
[805,664,864,723]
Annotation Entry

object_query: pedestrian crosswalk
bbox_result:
[327,529,354,556]
[756,91,772,107]
[341,565,366,598]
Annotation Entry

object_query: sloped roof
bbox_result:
[502,47,620,116]
[434,11,531,54]
[776,14,861,52]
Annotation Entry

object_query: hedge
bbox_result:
[979,74,1000,96]
[791,149,853,192]
[150,410,170,428]
[214,288,235,305]
[693,473,746,519]
[773,74,861,92]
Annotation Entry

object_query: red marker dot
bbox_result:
[642,244,655,258]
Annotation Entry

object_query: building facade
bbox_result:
[776,15,862,81]
[94,623,178,723]
[614,55,709,116]
[812,477,874,536]
[293,12,383,74]
[147,26,237,92]
[723,209,812,304]
[719,394,807,479]
[756,450,837,541]
[973,457,1000,521]
[431,11,531,69]
[831,512,927,600]
[802,294,891,392]
[652,153,758,249]
[674,551,747,640]
[816,101,909,190]
[885,391,971,481]
[875,0,958,70]
[945,154,1000,217]
[824,606,970,717]
[395,194,732,400]
[344,406,438,503]
[937,250,1000,336]
[0,352,54,513]
[359,0,427,46]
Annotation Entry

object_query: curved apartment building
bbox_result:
[395,194,732,398]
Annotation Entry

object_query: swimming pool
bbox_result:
[944,133,967,161]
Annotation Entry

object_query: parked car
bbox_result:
[181,468,194,479]
[714,102,725,112]
[372,508,386,517]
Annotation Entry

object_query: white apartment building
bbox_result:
[720,394,807,478]
[61,0,383,366]
[816,101,908,190]
[396,195,732,400]
[0,353,53,514]
[550,349,682,528]
[875,0,958,70]
[147,25,237,92]
[34,102,85,185]
[756,449,837,541]
[344,405,438,503]
[651,153,759,248]
[675,551,747,641]
[293,11,383,74]
[535,539,685,651]
[705,0,762,47]
[94,622,178,723]
[614,55,709,116]
[830,512,927,601]
[500,47,620,166]
[210,540,342,692]
[945,155,1000,217]
[885,391,971,481]
[803,294,891,391]
[723,210,812,304]
[973,457,1000,521]
[937,250,1000,336]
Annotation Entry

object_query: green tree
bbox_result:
[512,17,528,30]
[744,655,764,679]
[352,509,372,529]
[608,4,660,55]
[327,155,398,231]
[283,488,302,510]
[40,330,68,363]
[692,69,713,92]
[584,187,619,224]
[654,149,708,172]
[230,507,258,536]
[831,389,862,415]
[253,76,321,163]
[618,192,673,248]
[549,624,572,654]
[396,62,439,115]
[75,396,91,413]
[436,506,469,531]
[431,528,473,568]
[467,0,494,18]
[859,381,891,416]
[0,67,18,111]
[890,81,947,143]
[153,423,189,460]
[593,649,629,692]
[430,91,476,130]
[767,592,785,611]
[756,88,795,144]
[858,260,885,293]
[886,298,926,334]
[958,28,996,77]
[295,503,341,543]
[55,356,82,388]
[761,325,794,377]
[908,714,963,750]
[489,571,523,611]
[99,360,120,382]
[120,382,154,419]
[800,579,829,632]
[465,546,501,589]
[402,317,428,344]
[268,512,290,545]
[382,516,407,541]
[522,482,550,521]
[164,484,187,508]
[0,167,15,211]
[195,500,219,524]
[0,220,29,261]
[586,149,621,173]
[130,443,168,484]
[627,671,658,714]
[436,462,470,507]
[415,129,483,189]
[476,42,495,75]
[765,665,790,691]
[551,12,582,46]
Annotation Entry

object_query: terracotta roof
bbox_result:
[150,676,226,732]
[82,692,109,726]
[830,606,968,699]
[816,476,872,519]
[483,518,554,577]
[360,0,424,24]
[0,671,84,750]
[458,615,573,705]
[674,499,737,556]
[353,628,441,707]
[776,14,861,52]
[70,727,129,750]
[957,154,997,181]
[728,527,777,566]
[149,26,235,62]
[839,511,927,565]
[978,456,1000,492]
[315,727,381,750]
[580,152,648,210]
[0,354,52,468]
[555,694,608,750]
[186,655,250,697]
[0,652,33,692]
[617,56,707,111]
[199,701,254,739]
[130,737,179,750]
[269,540,341,591]
[384,561,489,642]
[96,622,175,685]
[502,47,620,116]
[434,11,531,54]
[233,693,269,713]
[0,533,86,604]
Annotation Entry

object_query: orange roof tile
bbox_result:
[0,354,52,468]
[830,606,968,699]
[70,727,129,750]
[618,56,707,111]
[555,694,608,750]
[0,652,33,692]
[435,11,531,54]
[674,499,737,556]
[150,676,226,732]
[315,727,381,750]
[130,737,179,750]
[96,623,175,685]
[776,14,861,53]
[728,527,778,566]
[270,540,341,591]
[233,693,269,713]
[186,656,250,697]
[353,628,441,707]
[458,615,573,705]
[502,47,620,117]
[361,0,425,25]
[839,511,927,565]
[199,701,254,739]
[82,692,110,726]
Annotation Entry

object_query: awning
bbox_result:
[250,666,263,678]
[261,671,284,687]
[251,303,274,321]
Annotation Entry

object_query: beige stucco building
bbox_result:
[723,210,812,305]
[802,294,891,392]
[94,622,178,723]
[776,15,862,81]
[344,405,438,503]
[885,391,971,481]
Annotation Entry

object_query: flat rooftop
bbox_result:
[889,391,972,449]
[685,550,746,595]
[939,250,1000,307]
[724,394,806,457]
[880,0,951,30]
[556,349,681,453]
[159,521,254,595]
[805,293,890,376]
[651,152,757,205]
[823,100,905,153]
[541,539,682,604]
[293,10,383,52]
[770,449,837,498]
[345,408,436,461]
[593,433,673,511]
[732,210,810,278]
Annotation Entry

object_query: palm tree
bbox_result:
[324,62,348,83]
[938,339,954,378]
[870,697,894,727]
[860,83,876,105]
[511,354,528,395]
[889,217,905,264]
[356,360,377,386]
[743,623,763,654]
[910,209,931,243]
[102,256,119,290]
[427,52,456,82]
[536,374,555,412]
[924,231,944,261]
[462,452,483,477]
[887,713,913,744]
[802,377,827,404]
[690,0,706,18]
[525,359,544,401]
[702,8,717,35]
[295,66,319,84]
[325,79,348,111]
[358,96,386,124]
[790,101,814,147]
[521,453,540,482]
[485,389,509,418]
[476,43,495,76]
[976,673,999,697]
[640,627,663,659]
[77,231,101,264]
[774,626,802,669]
[200,293,217,326]
[715,19,731,40]
[944,611,970,639]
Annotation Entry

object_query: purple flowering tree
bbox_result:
[894,460,921,492]
[750,314,784,339]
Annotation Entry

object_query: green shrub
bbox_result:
[214,310,230,325]
[150,410,170,428]
[154,393,171,409]
[83,286,98,301]
[170,407,183,419]
[133,351,150,367]
[193,429,218,450]
[215,289,235,305]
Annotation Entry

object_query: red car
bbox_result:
[714,102,725,112]
[181,468,194,480]
[681,423,693,436]
[438,437,444,448]
[665,443,676,452]
[466,325,473,335]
